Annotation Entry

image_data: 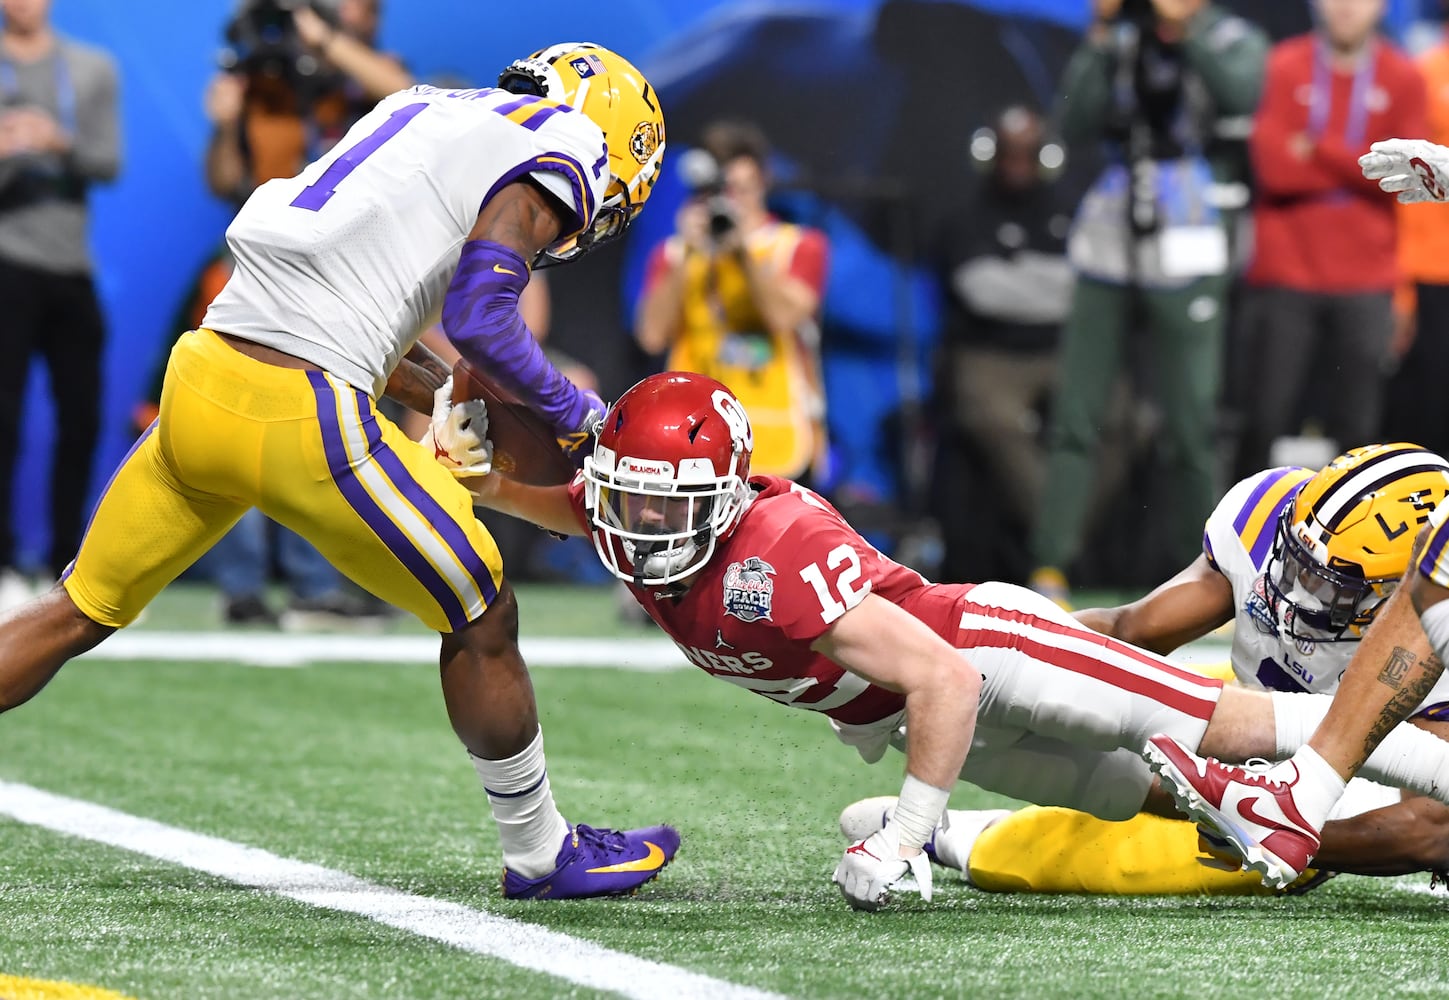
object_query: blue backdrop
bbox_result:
[9,0,1426,566]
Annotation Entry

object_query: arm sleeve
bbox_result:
[441,240,593,435]
[70,51,120,182]
[1250,47,1342,198]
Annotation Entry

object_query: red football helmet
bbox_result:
[583,372,754,586]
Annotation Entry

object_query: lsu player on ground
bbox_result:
[843,444,1449,895]
[0,43,680,900]
[464,372,1449,909]
[1135,137,1449,890]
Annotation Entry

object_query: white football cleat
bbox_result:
[1143,734,1322,890]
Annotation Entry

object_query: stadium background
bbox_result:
[7,0,1428,564]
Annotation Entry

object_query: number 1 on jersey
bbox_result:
[291,102,429,211]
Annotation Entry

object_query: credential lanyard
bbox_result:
[1309,38,1376,149]
[0,49,77,134]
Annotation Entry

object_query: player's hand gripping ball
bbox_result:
[450,360,579,487]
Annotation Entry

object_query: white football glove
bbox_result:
[418,377,493,477]
[832,821,933,912]
[1359,138,1449,204]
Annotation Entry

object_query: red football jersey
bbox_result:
[568,474,976,725]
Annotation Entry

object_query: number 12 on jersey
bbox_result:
[800,544,871,625]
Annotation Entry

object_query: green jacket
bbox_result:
[1057,5,1268,184]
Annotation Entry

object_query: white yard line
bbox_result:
[77,633,688,669]
[77,631,1236,671]
[0,780,787,1000]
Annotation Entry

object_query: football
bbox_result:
[450,359,578,487]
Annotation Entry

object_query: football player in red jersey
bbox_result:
[467,371,1449,909]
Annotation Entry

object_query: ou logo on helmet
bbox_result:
[712,389,753,451]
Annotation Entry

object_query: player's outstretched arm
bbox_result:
[815,594,981,909]
[441,181,605,440]
[1074,554,1234,655]
[1305,572,1445,781]
[468,472,581,539]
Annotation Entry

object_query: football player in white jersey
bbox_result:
[0,43,681,900]
[842,444,1449,894]
[1141,139,1449,889]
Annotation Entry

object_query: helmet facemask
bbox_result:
[1259,505,1390,644]
[497,45,662,267]
[584,445,749,587]
[535,189,634,266]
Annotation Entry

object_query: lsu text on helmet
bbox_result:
[498,42,665,264]
[584,372,754,587]
[1263,442,1449,643]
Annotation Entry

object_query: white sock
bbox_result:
[470,728,570,878]
[1283,745,1346,832]
[1273,691,1449,803]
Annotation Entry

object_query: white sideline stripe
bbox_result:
[0,780,786,1000]
[76,630,1235,672]
[77,633,689,670]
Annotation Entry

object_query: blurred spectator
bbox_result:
[1381,16,1449,455]
[1028,0,1267,604]
[205,0,409,201]
[635,120,830,481]
[1234,0,1425,479]
[931,106,1077,582]
[0,0,119,610]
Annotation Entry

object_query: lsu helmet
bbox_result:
[498,42,665,264]
[1262,442,1449,642]
[583,372,754,587]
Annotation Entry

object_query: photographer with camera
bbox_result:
[204,0,409,202]
[0,0,119,609]
[635,119,829,481]
[1026,0,1267,606]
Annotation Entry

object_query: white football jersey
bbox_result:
[1206,467,1449,720]
[202,85,609,397]
[1204,466,1342,694]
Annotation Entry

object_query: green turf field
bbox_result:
[1,584,1445,999]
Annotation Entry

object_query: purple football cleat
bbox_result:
[502,823,680,900]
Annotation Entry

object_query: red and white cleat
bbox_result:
[1143,735,1322,890]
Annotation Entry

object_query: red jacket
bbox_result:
[1247,34,1426,293]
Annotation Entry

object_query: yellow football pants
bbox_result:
[64,329,503,631]
[966,806,1288,896]
[963,661,1320,895]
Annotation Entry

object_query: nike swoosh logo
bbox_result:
[1236,796,1289,831]
[585,840,666,874]
[493,263,519,276]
